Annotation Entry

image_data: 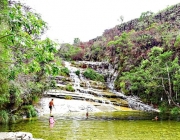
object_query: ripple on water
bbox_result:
[1,112,180,140]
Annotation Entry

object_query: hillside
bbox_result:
[58,3,180,110]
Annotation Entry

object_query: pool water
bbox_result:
[0,111,180,140]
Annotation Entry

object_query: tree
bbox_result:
[117,15,124,24]
[139,11,154,22]
[0,0,11,109]
[0,0,8,11]
[73,38,80,44]
[120,47,180,107]
[0,0,61,122]
[57,43,82,60]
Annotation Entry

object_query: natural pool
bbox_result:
[0,111,180,140]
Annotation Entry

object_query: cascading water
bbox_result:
[64,61,80,90]
[64,61,114,108]
[72,61,159,112]
[106,65,159,112]
[106,63,118,90]
[45,61,158,113]
[64,61,95,100]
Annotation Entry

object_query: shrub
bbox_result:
[65,95,72,100]
[60,67,70,76]
[65,84,75,92]
[174,35,180,48]
[0,110,9,124]
[75,70,80,76]
[32,95,39,104]
[9,114,18,123]
[170,107,180,116]
[83,68,105,82]
[159,102,168,114]
[22,105,37,118]
[50,80,56,88]
[71,61,75,65]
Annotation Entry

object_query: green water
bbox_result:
[0,111,180,140]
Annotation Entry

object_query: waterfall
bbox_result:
[50,61,159,113]
[63,61,114,108]
[64,61,96,100]
[74,61,159,112]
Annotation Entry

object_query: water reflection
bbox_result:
[0,112,180,140]
[49,123,55,129]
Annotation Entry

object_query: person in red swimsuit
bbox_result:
[49,99,54,114]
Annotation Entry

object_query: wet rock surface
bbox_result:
[56,61,160,113]
[35,97,132,117]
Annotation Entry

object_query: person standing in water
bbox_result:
[49,115,55,123]
[49,115,55,128]
[86,111,88,119]
[154,116,158,121]
[49,99,54,114]
[152,116,158,121]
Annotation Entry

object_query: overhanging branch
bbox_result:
[0,34,13,40]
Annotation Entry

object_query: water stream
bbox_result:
[64,61,113,108]
[65,61,159,112]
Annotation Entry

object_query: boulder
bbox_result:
[0,132,42,140]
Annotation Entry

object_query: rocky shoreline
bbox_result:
[0,132,43,140]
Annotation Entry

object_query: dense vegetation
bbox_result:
[1,0,180,123]
[59,3,180,113]
[83,68,105,82]
[0,0,62,123]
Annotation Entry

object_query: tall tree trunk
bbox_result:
[163,63,180,108]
